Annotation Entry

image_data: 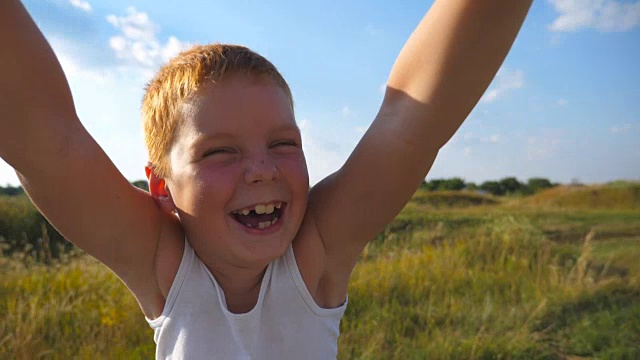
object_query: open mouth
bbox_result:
[230,202,285,230]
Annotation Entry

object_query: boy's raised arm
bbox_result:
[0,1,171,318]
[309,0,533,283]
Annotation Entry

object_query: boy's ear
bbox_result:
[145,164,177,214]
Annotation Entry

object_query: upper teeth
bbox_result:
[235,202,282,215]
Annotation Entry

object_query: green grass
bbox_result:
[341,212,640,359]
[1,184,639,359]
[0,257,154,359]
[532,284,640,358]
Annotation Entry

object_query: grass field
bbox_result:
[1,183,639,359]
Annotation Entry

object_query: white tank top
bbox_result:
[146,239,347,359]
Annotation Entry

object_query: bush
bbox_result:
[0,195,71,261]
[0,185,24,196]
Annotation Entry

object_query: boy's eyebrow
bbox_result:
[188,132,236,152]
[189,122,301,150]
[270,122,301,135]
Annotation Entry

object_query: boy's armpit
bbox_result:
[292,208,351,310]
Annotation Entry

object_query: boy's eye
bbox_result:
[203,148,233,157]
[271,140,299,148]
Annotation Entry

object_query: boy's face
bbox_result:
[166,74,309,268]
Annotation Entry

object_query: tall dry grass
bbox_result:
[339,216,629,359]
[1,186,639,359]
[1,256,153,359]
[514,184,640,210]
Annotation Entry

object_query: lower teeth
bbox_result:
[247,217,279,230]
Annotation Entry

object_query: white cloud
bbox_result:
[57,52,111,84]
[456,132,501,146]
[557,98,568,106]
[365,24,383,36]
[526,134,562,160]
[610,123,633,133]
[106,7,190,71]
[0,159,19,185]
[299,119,351,185]
[47,37,112,84]
[354,126,367,135]
[444,133,459,147]
[480,67,524,103]
[529,101,545,113]
[70,0,91,12]
[463,147,472,157]
[342,105,351,116]
[463,132,475,142]
[162,37,185,62]
[548,0,640,32]
[379,82,387,95]
[480,134,501,144]
[549,33,564,47]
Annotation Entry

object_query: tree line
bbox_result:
[2,177,557,199]
[1,177,557,199]
[0,184,25,196]
[0,181,150,196]
[421,177,557,196]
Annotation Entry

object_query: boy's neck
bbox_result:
[207,261,268,314]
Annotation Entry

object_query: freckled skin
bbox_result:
[165,74,309,277]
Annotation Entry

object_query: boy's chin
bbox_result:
[232,237,292,266]
[229,223,294,260]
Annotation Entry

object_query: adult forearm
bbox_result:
[0,0,77,163]
[385,0,532,148]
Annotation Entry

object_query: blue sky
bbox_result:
[2,0,639,186]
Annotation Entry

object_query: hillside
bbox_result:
[409,190,500,209]
[511,182,640,210]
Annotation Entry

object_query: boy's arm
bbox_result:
[0,1,171,318]
[309,0,532,294]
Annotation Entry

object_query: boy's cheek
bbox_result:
[282,153,309,178]
[283,163,310,191]
[196,173,238,197]
[173,169,237,205]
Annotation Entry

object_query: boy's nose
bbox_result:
[244,157,279,184]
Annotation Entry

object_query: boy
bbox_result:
[1,0,532,358]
